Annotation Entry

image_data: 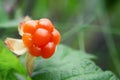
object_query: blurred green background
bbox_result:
[0,0,120,78]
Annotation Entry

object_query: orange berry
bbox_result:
[32,28,51,46]
[41,42,56,58]
[29,44,42,57]
[22,33,32,47]
[51,29,61,44]
[23,20,37,34]
[21,18,61,58]
[38,18,54,32]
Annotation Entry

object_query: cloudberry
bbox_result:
[22,18,61,58]
[22,20,37,34]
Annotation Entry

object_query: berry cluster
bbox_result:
[22,18,61,58]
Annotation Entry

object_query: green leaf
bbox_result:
[0,18,22,28]
[32,45,119,80]
[0,40,29,80]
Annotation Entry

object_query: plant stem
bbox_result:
[102,26,120,76]
[78,31,85,52]
[25,53,36,76]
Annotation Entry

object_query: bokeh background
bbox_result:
[0,0,120,78]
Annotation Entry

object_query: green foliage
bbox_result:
[32,0,49,19]
[0,41,28,80]
[0,3,9,23]
[31,45,119,80]
[0,18,21,28]
[0,40,119,80]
